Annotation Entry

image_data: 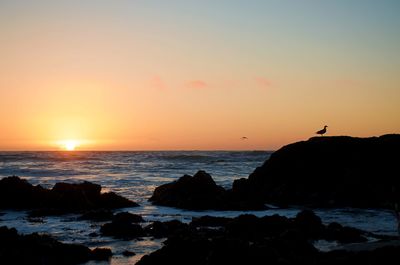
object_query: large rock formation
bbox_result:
[149,170,265,210]
[0,176,138,212]
[232,134,400,208]
[136,210,392,265]
[0,226,112,264]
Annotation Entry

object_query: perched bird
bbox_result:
[241,137,248,140]
[316,125,328,136]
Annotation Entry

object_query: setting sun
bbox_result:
[59,140,80,151]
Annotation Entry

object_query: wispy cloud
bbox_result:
[255,77,272,89]
[186,80,208,89]
[149,75,167,90]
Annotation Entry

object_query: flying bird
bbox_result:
[316,125,328,136]
[241,137,248,140]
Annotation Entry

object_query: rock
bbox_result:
[190,216,231,227]
[122,250,136,257]
[100,213,146,239]
[0,226,112,264]
[232,134,400,209]
[113,212,144,223]
[136,211,390,265]
[150,171,225,210]
[324,222,368,243]
[98,192,138,209]
[150,170,265,210]
[0,176,50,209]
[294,209,324,238]
[0,176,138,214]
[144,220,189,239]
[90,247,112,260]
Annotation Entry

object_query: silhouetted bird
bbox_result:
[241,137,248,140]
[316,126,328,136]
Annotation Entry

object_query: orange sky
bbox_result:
[0,1,399,151]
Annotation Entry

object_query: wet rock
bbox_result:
[150,170,225,210]
[324,222,368,243]
[90,247,112,260]
[0,176,138,214]
[136,210,392,265]
[145,220,189,239]
[98,191,138,209]
[0,226,112,264]
[294,209,324,238]
[113,212,144,223]
[150,170,265,210]
[122,250,136,257]
[101,222,145,239]
[232,134,400,209]
[190,215,231,227]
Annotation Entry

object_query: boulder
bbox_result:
[150,170,265,210]
[0,176,138,213]
[100,212,145,239]
[113,212,144,223]
[150,171,226,210]
[144,220,189,239]
[0,226,112,264]
[136,210,393,265]
[232,134,400,208]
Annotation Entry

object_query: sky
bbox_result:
[0,0,399,151]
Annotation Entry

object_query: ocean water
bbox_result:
[0,151,398,264]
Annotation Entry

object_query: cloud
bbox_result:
[186,80,208,89]
[149,75,167,90]
[255,77,272,89]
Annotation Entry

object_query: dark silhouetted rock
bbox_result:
[90,247,112,260]
[145,220,189,239]
[232,134,400,208]
[0,226,112,265]
[122,250,136,257]
[136,210,397,265]
[0,176,138,214]
[100,213,146,239]
[294,209,324,238]
[150,170,265,210]
[190,215,231,227]
[113,212,144,223]
[324,222,368,243]
[150,171,225,210]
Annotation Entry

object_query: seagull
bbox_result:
[241,137,248,140]
[316,125,328,136]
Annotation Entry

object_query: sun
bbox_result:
[59,140,80,151]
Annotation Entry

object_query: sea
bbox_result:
[0,151,397,264]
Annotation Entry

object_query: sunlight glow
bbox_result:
[59,140,80,151]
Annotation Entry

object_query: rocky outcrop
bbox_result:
[0,226,112,264]
[136,210,384,265]
[149,170,265,210]
[0,176,138,213]
[232,134,400,208]
[100,212,145,239]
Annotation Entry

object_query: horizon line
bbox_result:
[0,149,275,152]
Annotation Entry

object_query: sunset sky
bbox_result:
[0,0,399,151]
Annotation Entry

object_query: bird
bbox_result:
[241,136,248,140]
[316,125,328,136]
